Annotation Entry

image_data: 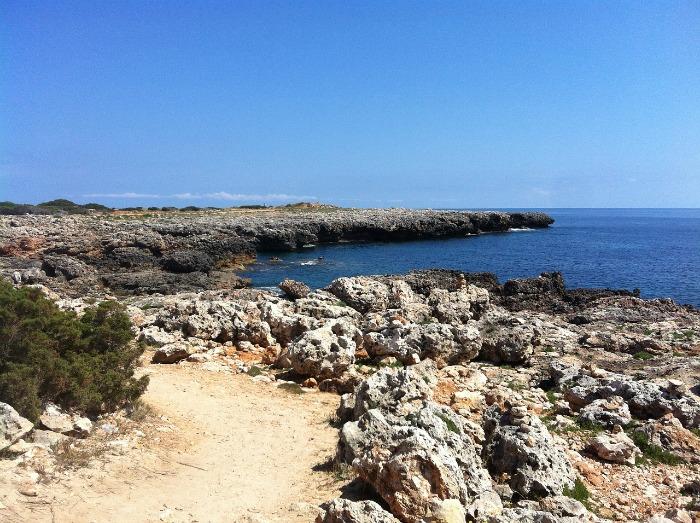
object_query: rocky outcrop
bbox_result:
[0,209,552,295]
[1,402,33,451]
[286,319,363,380]
[587,427,640,465]
[278,278,311,300]
[482,404,576,498]
[316,499,400,523]
[551,361,700,429]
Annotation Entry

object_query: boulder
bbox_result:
[39,403,92,437]
[479,315,538,364]
[341,408,501,522]
[588,427,639,465]
[578,396,632,427]
[152,342,191,364]
[279,278,311,300]
[427,285,490,324]
[482,405,576,498]
[635,414,700,463]
[287,319,362,379]
[316,499,400,523]
[326,276,392,313]
[0,402,33,451]
[139,326,179,347]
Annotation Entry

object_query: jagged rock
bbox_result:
[42,254,92,280]
[340,408,501,522]
[588,427,639,465]
[160,250,214,273]
[32,428,70,447]
[482,405,576,498]
[578,396,632,427]
[278,278,311,300]
[286,319,362,379]
[635,414,700,463]
[326,277,392,313]
[1,402,33,451]
[152,342,191,363]
[39,403,92,437]
[427,285,490,324]
[479,313,538,364]
[139,326,179,347]
[316,499,400,523]
[363,319,481,367]
[551,360,700,428]
[342,361,438,423]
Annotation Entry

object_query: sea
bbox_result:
[240,208,700,307]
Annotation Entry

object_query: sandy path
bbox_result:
[3,365,342,523]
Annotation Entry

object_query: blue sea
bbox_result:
[241,209,700,307]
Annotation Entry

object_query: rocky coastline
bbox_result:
[0,207,552,296]
[2,209,699,522]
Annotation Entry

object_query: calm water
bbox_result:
[241,209,700,307]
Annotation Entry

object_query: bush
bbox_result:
[0,280,148,421]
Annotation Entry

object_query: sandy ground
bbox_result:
[1,365,343,523]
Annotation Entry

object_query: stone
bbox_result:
[588,428,640,465]
[139,326,178,347]
[152,342,191,364]
[578,396,632,427]
[160,250,214,273]
[326,276,392,313]
[316,498,400,523]
[278,278,311,300]
[31,429,70,447]
[287,319,362,379]
[635,414,700,463]
[482,405,576,498]
[0,402,33,451]
[39,403,74,434]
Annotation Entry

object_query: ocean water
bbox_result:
[241,209,700,307]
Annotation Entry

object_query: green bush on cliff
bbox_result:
[0,280,148,421]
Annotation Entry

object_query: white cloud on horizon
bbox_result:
[82,192,318,201]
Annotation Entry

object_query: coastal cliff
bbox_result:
[0,207,553,295]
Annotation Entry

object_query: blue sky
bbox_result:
[2,1,699,208]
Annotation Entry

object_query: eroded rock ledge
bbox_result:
[0,208,552,295]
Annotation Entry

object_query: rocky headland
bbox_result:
[1,208,699,523]
[0,207,552,296]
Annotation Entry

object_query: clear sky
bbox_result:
[2,1,699,208]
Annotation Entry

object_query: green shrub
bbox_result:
[633,351,654,360]
[631,431,683,465]
[0,280,148,421]
[436,412,461,434]
[563,478,592,509]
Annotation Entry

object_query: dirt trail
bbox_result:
[3,366,342,522]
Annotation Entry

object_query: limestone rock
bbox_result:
[0,402,33,451]
[152,342,191,364]
[287,319,362,379]
[588,427,639,465]
[578,396,632,428]
[278,278,311,300]
[482,405,576,498]
[316,499,400,523]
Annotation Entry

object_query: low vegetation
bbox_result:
[0,279,148,421]
[630,431,684,466]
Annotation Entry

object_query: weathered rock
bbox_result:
[0,402,33,451]
[278,278,311,300]
[151,342,191,364]
[479,313,538,364]
[588,427,639,465]
[139,326,179,347]
[42,254,92,280]
[39,403,92,437]
[287,319,362,379]
[551,360,700,428]
[326,277,392,313]
[482,405,576,498]
[316,499,400,523]
[31,428,70,447]
[578,396,632,428]
[341,408,501,522]
[635,414,700,463]
[427,285,490,324]
[160,250,214,273]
